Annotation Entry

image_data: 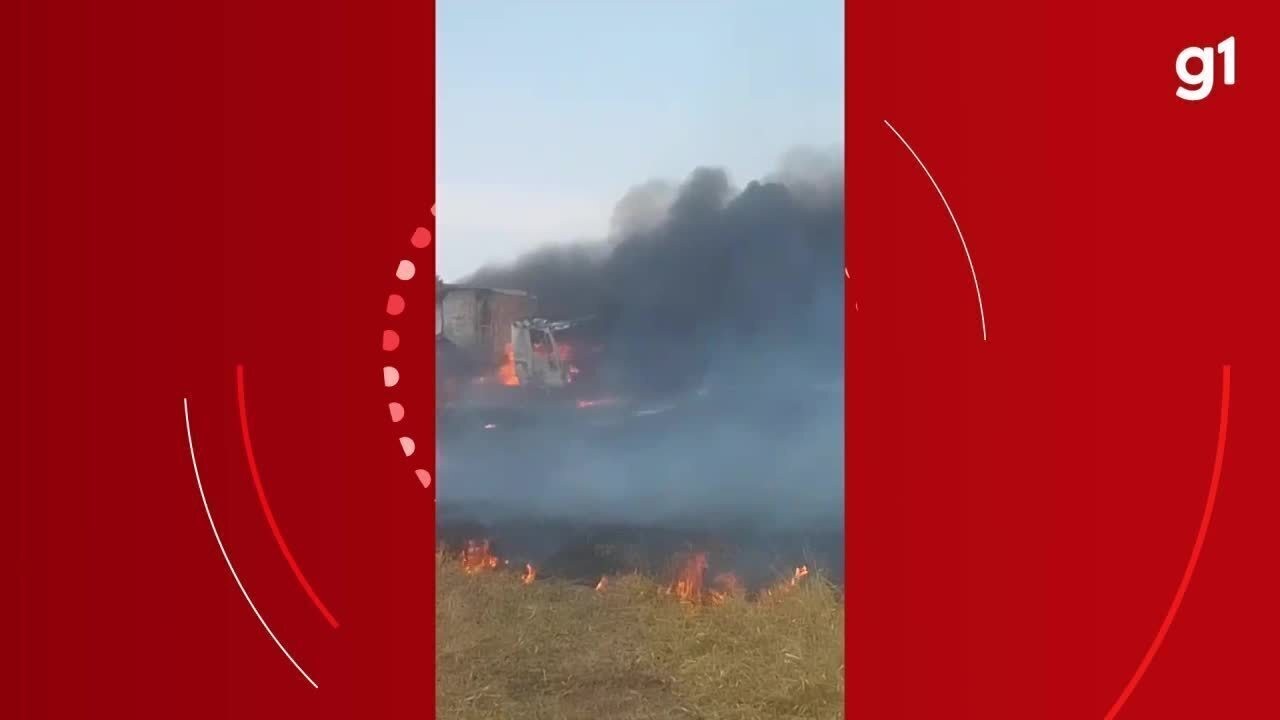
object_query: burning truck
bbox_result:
[436,284,620,429]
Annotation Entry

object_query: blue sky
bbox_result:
[437,0,844,280]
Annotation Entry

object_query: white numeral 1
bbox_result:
[1218,36,1235,86]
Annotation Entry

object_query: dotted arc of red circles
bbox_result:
[384,206,433,489]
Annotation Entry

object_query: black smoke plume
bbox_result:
[466,149,844,391]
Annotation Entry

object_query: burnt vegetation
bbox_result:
[437,550,844,720]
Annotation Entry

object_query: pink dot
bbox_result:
[416,469,432,488]
[383,329,400,351]
[396,259,416,281]
[383,366,400,387]
[389,402,405,422]
[399,436,416,457]
[411,227,432,248]
[386,294,405,316]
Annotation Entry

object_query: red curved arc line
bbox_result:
[1104,364,1230,719]
[236,364,341,629]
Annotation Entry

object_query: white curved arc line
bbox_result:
[883,119,988,342]
[184,398,319,689]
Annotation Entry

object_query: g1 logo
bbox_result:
[1176,36,1235,102]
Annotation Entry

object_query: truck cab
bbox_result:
[512,318,584,389]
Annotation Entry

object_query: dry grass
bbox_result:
[436,550,844,720]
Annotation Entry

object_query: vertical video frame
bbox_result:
[435,3,845,718]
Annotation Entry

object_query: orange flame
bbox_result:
[521,563,536,585]
[670,551,709,603]
[790,565,809,586]
[762,565,810,600]
[496,344,520,386]
[460,539,500,575]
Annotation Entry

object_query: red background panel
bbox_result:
[15,1,435,717]
[14,0,1280,718]
[849,2,1280,718]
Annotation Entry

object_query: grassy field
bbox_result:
[436,550,844,720]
